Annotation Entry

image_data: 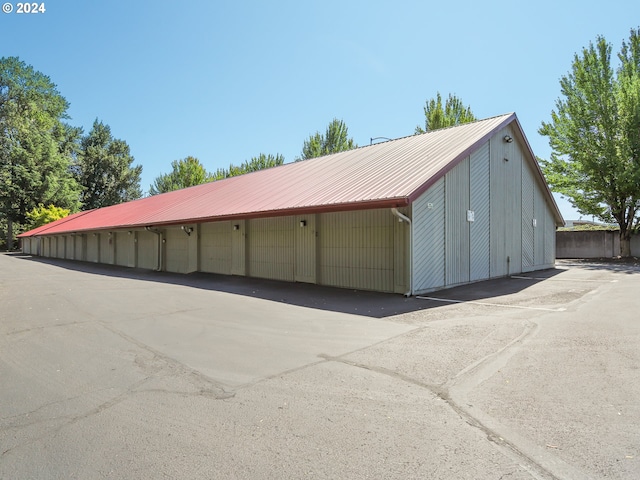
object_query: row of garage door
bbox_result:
[25,209,409,294]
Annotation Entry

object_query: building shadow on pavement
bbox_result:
[11,253,569,319]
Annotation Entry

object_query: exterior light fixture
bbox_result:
[233,224,239,230]
[370,136,391,145]
[300,220,307,227]
[503,135,513,143]
[181,226,193,236]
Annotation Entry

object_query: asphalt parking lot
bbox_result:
[1,253,638,479]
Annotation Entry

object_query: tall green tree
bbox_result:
[415,92,476,133]
[539,29,640,256]
[75,119,142,209]
[0,57,80,249]
[296,118,357,161]
[149,156,213,195]
[213,153,284,179]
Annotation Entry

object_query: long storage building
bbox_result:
[19,113,564,295]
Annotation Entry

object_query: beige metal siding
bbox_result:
[165,227,190,273]
[137,230,158,270]
[469,142,491,281]
[445,157,470,286]
[87,234,99,263]
[74,235,84,261]
[99,233,114,264]
[43,237,50,257]
[247,217,295,281]
[319,209,394,292]
[413,178,445,292]
[393,208,409,294]
[115,231,136,267]
[231,220,246,275]
[295,214,316,283]
[63,236,70,259]
[56,236,65,258]
[200,221,232,274]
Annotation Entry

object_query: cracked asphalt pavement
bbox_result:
[1,253,639,479]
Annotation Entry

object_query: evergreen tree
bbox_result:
[76,119,142,209]
[0,57,80,249]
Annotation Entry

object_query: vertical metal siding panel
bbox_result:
[165,227,190,273]
[99,233,114,264]
[248,217,295,281]
[75,235,83,261]
[200,221,232,274]
[522,161,535,268]
[445,157,470,286]
[470,142,491,281]
[231,220,245,275]
[295,214,316,283]
[510,143,523,274]
[413,178,445,292]
[490,127,522,277]
[43,237,49,257]
[534,185,545,266]
[57,236,65,258]
[65,236,73,259]
[87,234,98,262]
[490,133,506,277]
[115,233,126,266]
[318,209,393,292]
[394,207,409,293]
[115,231,135,267]
[137,230,157,269]
[544,204,556,265]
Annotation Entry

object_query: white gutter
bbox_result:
[145,226,163,271]
[391,208,413,297]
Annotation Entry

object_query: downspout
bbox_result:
[391,208,413,297]
[145,226,163,271]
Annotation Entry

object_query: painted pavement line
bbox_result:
[510,275,618,283]
[416,296,566,312]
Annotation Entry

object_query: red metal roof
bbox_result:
[19,113,563,237]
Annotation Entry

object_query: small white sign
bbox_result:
[427,203,433,209]
[467,210,475,222]
[532,218,537,227]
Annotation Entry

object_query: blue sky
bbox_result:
[2,0,639,220]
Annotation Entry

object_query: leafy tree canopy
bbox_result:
[415,92,476,133]
[149,156,214,195]
[150,153,285,195]
[539,28,640,256]
[75,119,142,209]
[213,153,284,179]
[26,204,70,228]
[296,118,357,161]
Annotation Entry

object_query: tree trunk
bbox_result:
[7,219,13,251]
[620,230,631,257]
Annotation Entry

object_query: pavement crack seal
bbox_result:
[444,319,594,480]
[1,376,154,458]
[320,319,594,480]
[98,321,235,400]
